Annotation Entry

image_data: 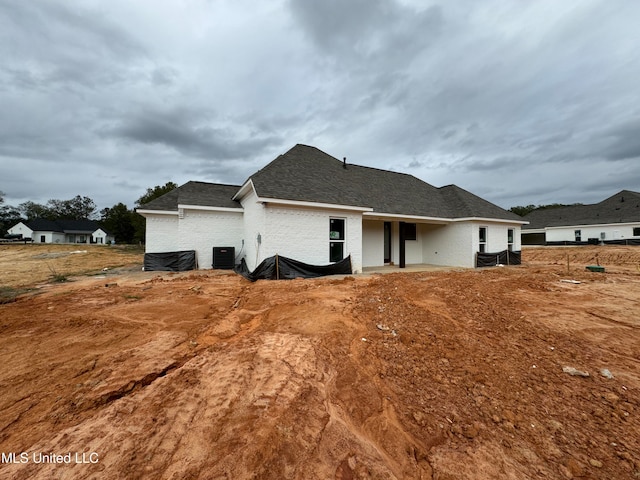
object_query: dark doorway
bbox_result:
[383,222,392,263]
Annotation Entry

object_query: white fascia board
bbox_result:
[232,179,255,201]
[258,197,373,212]
[363,212,450,224]
[545,221,639,230]
[452,217,529,225]
[178,204,243,213]
[522,228,545,234]
[135,209,178,216]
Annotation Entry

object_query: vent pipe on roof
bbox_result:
[343,157,347,169]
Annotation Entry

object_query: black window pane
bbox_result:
[404,223,417,241]
[330,219,345,240]
[330,242,344,262]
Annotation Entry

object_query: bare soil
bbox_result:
[0,245,639,479]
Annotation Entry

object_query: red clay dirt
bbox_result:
[0,245,639,479]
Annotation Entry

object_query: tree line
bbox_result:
[508,203,583,217]
[0,182,177,244]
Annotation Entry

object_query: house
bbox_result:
[7,219,114,244]
[137,144,526,272]
[521,190,640,245]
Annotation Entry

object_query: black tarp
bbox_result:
[603,239,640,246]
[476,250,521,268]
[235,254,352,281]
[546,239,640,246]
[144,250,197,272]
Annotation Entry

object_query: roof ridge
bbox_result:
[185,180,242,188]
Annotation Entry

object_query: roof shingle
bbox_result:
[140,144,520,221]
[249,144,519,220]
[140,181,242,211]
[523,190,640,229]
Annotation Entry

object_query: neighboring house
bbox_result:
[137,144,526,272]
[7,219,114,244]
[521,190,640,245]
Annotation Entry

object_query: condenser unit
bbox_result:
[212,247,235,269]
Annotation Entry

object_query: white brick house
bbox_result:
[522,190,640,245]
[7,219,114,244]
[137,145,526,272]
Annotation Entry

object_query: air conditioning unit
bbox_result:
[212,247,235,269]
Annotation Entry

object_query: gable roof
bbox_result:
[248,144,521,220]
[438,184,522,220]
[522,190,640,229]
[140,145,521,222]
[140,181,242,211]
[23,219,103,234]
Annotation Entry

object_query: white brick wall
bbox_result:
[546,223,640,242]
[142,200,523,272]
[422,222,474,267]
[240,190,267,270]
[478,223,521,252]
[255,205,363,273]
[178,209,244,268]
[144,215,179,253]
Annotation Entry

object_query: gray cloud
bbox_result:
[1,0,639,212]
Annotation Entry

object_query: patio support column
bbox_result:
[399,221,406,268]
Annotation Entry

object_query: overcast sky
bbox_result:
[1,0,639,213]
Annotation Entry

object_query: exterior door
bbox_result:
[384,222,391,263]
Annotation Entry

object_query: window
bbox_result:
[507,228,514,251]
[329,218,345,262]
[479,227,487,253]
[575,230,581,242]
[404,223,417,241]
[633,227,640,236]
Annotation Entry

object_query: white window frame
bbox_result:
[479,226,487,253]
[329,217,346,262]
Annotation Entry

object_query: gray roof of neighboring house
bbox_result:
[140,144,521,221]
[140,181,242,211]
[522,190,640,229]
[23,219,104,233]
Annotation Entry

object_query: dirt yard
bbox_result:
[0,245,638,479]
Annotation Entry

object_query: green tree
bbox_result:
[133,182,178,244]
[18,200,50,220]
[0,191,23,237]
[47,195,97,220]
[100,203,135,244]
[136,182,178,207]
[510,202,584,217]
[17,196,98,220]
[509,204,538,217]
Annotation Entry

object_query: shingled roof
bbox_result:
[140,181,242,211]
[248,144,520,220]
[141,145,521,221]
[522,190,640,229]
[23,219,104,233]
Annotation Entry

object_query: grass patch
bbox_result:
[47,264,70,283]
[0,286,26,304]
